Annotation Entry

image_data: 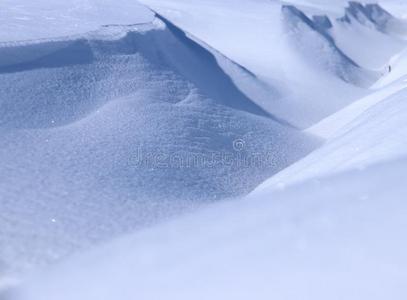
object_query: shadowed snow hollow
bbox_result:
[0,16,317,277]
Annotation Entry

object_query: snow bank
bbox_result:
[11,157,407,300]
[0,15,317,277]
[2,0,407,297]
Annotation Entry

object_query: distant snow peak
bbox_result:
[340,1,394,32]
[281,4,378,87]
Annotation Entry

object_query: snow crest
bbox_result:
[0,15,318,277]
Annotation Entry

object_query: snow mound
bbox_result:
[0,18,269,129]
[282,5,378,87]
[0,15,318,277]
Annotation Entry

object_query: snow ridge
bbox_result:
[282,4,378,87]
[340,2,393,32]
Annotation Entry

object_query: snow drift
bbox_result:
[2,0,407,298]
[0,15,317,277]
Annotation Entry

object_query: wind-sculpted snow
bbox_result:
[140,0,396,128]
[282,5,378,87]
[0,16,318,278]
[2,0,407,297]
[338,2,407,40]
[332,14,405,70]
[140,0,407,127]
[0,19,269,128]
[340,2,392,32]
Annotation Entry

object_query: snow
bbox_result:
[308,77,407,138]
[0,8,317,279]
[11,157,407,300]
[331,9,405,70]
[0,0,154,42]
[374,47,407,87]
[1,0,407,299]
[256,85,407,191]
[379,0,407,18]
[139,0,373,128]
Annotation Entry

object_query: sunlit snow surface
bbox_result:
[0,0,154,42]
[1,0,407,299]
[11,158,407,300]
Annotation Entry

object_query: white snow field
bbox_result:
[11,157,407,300]
[0,0,155,42]
[1,0,407,299]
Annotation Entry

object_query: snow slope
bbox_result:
[0,9,317,279]
[309,76,407,138]
[139,0,406,127]
[281,4,377,87]
[331,4,405,69]
[374,46,407,87]
[248,0,407,191]
[11,157,407,300]
[0,0,154,42]
[255,84,407,191]
[2,0,407,298]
